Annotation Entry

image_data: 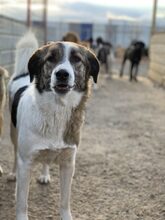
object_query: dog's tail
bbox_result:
[14,31,38,76]
[8,31,39,105]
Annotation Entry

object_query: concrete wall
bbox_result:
[0,15,44,74]
[148,33,165,87]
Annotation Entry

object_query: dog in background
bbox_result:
[8,32,99,220]
[62,31,90,48]
[0,66,9,176]
[62,31,80,43]
[120,40,145,81]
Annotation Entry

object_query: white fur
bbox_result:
[17,85,82,155]
[9,32,84,220]
[51,44,77,92]
[14,31,38,75]
[8,31,38,107]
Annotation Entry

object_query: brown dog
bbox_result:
[62,31,80,43]
[0,66,9,176]
[62,31,90,48]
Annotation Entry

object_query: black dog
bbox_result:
[120,41,145,81]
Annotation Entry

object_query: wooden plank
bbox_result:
[149,62,165,76]
[148,69,165,86]
[150,53,165,65]
[151,33,165,44]
[148,33,165,86]
[150,44,165,54]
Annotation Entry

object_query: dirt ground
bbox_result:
[0,62,165,220]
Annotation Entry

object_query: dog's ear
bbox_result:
[28,45,49,82]
[86,50,100,83]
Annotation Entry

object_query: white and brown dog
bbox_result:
[8,32,99,220]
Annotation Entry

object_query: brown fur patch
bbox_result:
[62,32,80,43]
[62,32,90,48]
[64,81,92,146]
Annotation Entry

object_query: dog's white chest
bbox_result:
[17,87,83,152]
[24,99,73,151]
[18,87,82,154]
[35,103,71,145]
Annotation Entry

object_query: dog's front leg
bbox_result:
[16,155,31,220]
[59,149,76,220]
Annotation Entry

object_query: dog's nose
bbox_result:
[56,70,69,81]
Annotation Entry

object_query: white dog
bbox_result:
[8,32,99,220]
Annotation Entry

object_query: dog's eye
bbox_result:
[47,52,58,63]
[71,55,81,63]
[47,54,55,62]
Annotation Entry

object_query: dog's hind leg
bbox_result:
[129,62,135,81]
[133,63,139,81]
[7,122,17,181]
[37,163,51,184]
[120,57,126,77]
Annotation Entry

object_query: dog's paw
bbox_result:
[37,174,51,184]
[60,209,73,220]
[134,77,138,82]
[0,166,3,176]
[17,213,29,220]
[7,173,16,181]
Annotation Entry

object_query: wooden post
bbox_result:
[43,0,48,44]
[151,0,158,35]
[27,0,31,27]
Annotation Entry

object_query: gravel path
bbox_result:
[0,69,165,220]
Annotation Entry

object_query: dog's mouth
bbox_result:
[54,84,74,94]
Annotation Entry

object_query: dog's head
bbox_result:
[133,41,145,50]
[28,42,99,94]
[62,32,80,43]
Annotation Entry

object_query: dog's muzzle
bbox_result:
[54,69,74,94]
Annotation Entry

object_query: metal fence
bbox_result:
[0,15,44,74]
